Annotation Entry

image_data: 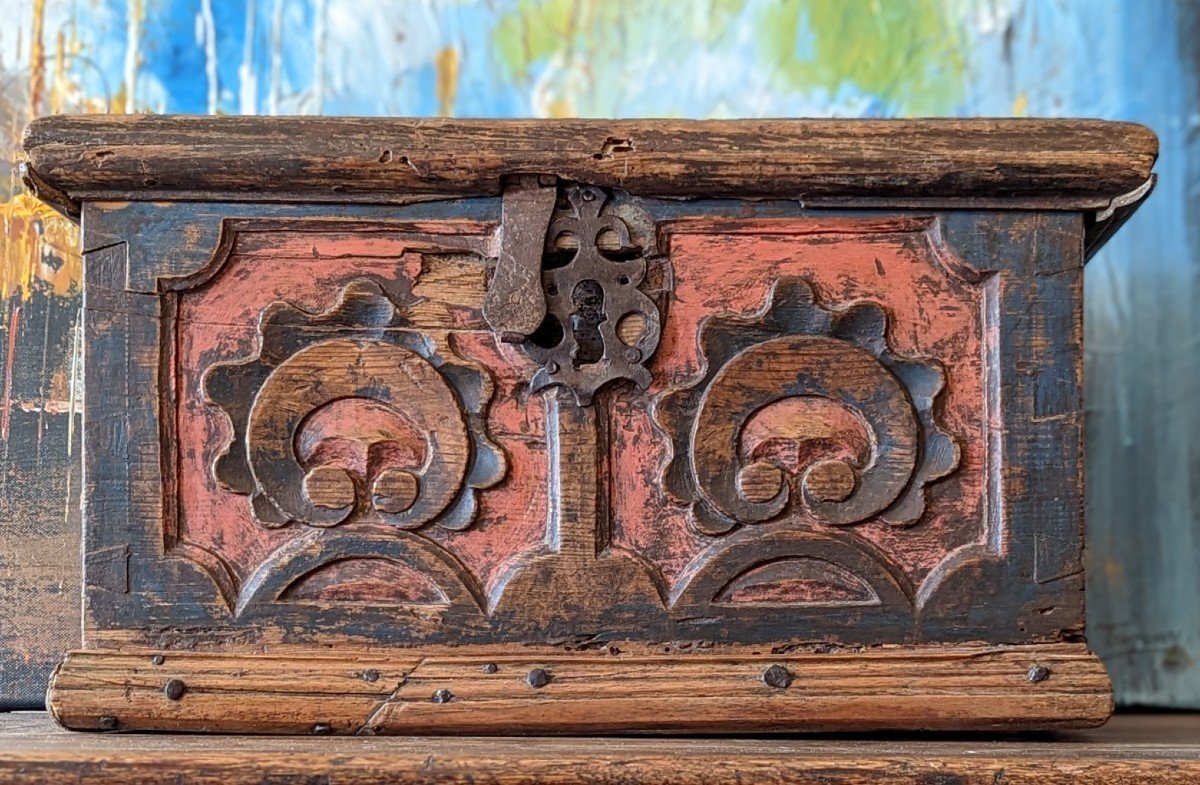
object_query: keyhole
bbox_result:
[570,279,606,367]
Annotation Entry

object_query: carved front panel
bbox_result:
[37,114,1147,733]
[146,198,1007,649]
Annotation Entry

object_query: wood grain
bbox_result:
[46,644,1111,734]
[22,117,1156,209]
[7,712,1200,785]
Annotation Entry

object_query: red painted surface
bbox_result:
[175,228,546,601]
[298,398,426,479]
[717,558,877,605]
[612,217,988,591]
[741,397,871,473]
[282,558,447,604]
[427,330,548,590]
[177,217,988,609]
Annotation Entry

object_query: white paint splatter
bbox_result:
[239,0,257,114]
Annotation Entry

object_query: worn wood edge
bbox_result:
[17,160,81,219]
[46,643,1112,735]
[23,116,1157,208]
[1084,173,1157,259]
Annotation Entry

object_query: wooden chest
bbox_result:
[22,117,1156,734]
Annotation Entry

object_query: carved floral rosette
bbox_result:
[204,278,506,531]
[656,277,959,536]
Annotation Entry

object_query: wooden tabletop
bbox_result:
[1,711,1198,784]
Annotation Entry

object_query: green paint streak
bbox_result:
[493,0,748,97]
[493,0,968,117]
[758,0,968,116]
[493,0,577,84]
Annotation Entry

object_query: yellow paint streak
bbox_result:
[0,193,81,301]
[1011,92,1028,117]
[435,46,459,117]
[3,3,102,306]
[545,96,575,118]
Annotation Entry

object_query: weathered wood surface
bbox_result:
[72,205,1089,653]
[21,113,1156,730]
[22,117,1156,207]
[49,187,1110,730]
[4,711,1200,785]
[47,644,1110,734]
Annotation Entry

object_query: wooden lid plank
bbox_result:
[22,116,1157,210]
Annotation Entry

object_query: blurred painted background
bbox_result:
[0,0,1197,708]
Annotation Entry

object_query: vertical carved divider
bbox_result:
[489,383,666,633]
[484,180,668,634]
[545,387,601,561]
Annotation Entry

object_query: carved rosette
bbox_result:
[656,278,958,536]
[524,184,661,404]
[204,278,505,530]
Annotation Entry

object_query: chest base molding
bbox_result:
[48,643,1110,734]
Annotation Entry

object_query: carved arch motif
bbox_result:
[235,528,487,618]
[671,525,915,615]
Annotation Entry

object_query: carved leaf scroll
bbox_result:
[656,278,958,536]
[204,278,506,531]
